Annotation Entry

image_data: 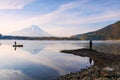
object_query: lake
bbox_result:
[0,40,119,80]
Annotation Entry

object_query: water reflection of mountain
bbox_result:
[12,41,89,54]
[93,43,120,55]
[22,44,44,54]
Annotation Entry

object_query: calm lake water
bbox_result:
[0,40,119,80]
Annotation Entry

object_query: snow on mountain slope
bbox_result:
[9,25,51,37]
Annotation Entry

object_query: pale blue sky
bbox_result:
[0,0,120,36]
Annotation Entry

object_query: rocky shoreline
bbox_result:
[57,49,120,80]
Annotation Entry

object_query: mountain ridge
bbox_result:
[72,21,120,40]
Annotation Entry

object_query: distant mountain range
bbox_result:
[0,21,120,40]
[72,21,120,40]
[9,25,51,37]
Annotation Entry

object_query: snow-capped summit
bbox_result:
[9,25,51,37]
[30,25,41,31]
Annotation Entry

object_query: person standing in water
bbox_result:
[90,40,92,51]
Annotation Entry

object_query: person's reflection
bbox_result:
[89,58,92,65]
[14,47,17,51]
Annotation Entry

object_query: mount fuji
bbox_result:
[9,25,51,37]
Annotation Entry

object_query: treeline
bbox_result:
[0,35,79,40]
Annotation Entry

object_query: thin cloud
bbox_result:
[0,0,120,36]
[26,0,120,25]
[0,0,34,9]
[25,0,120,36]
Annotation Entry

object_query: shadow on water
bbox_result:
[84,41,120,55]
[93,43,120,55]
